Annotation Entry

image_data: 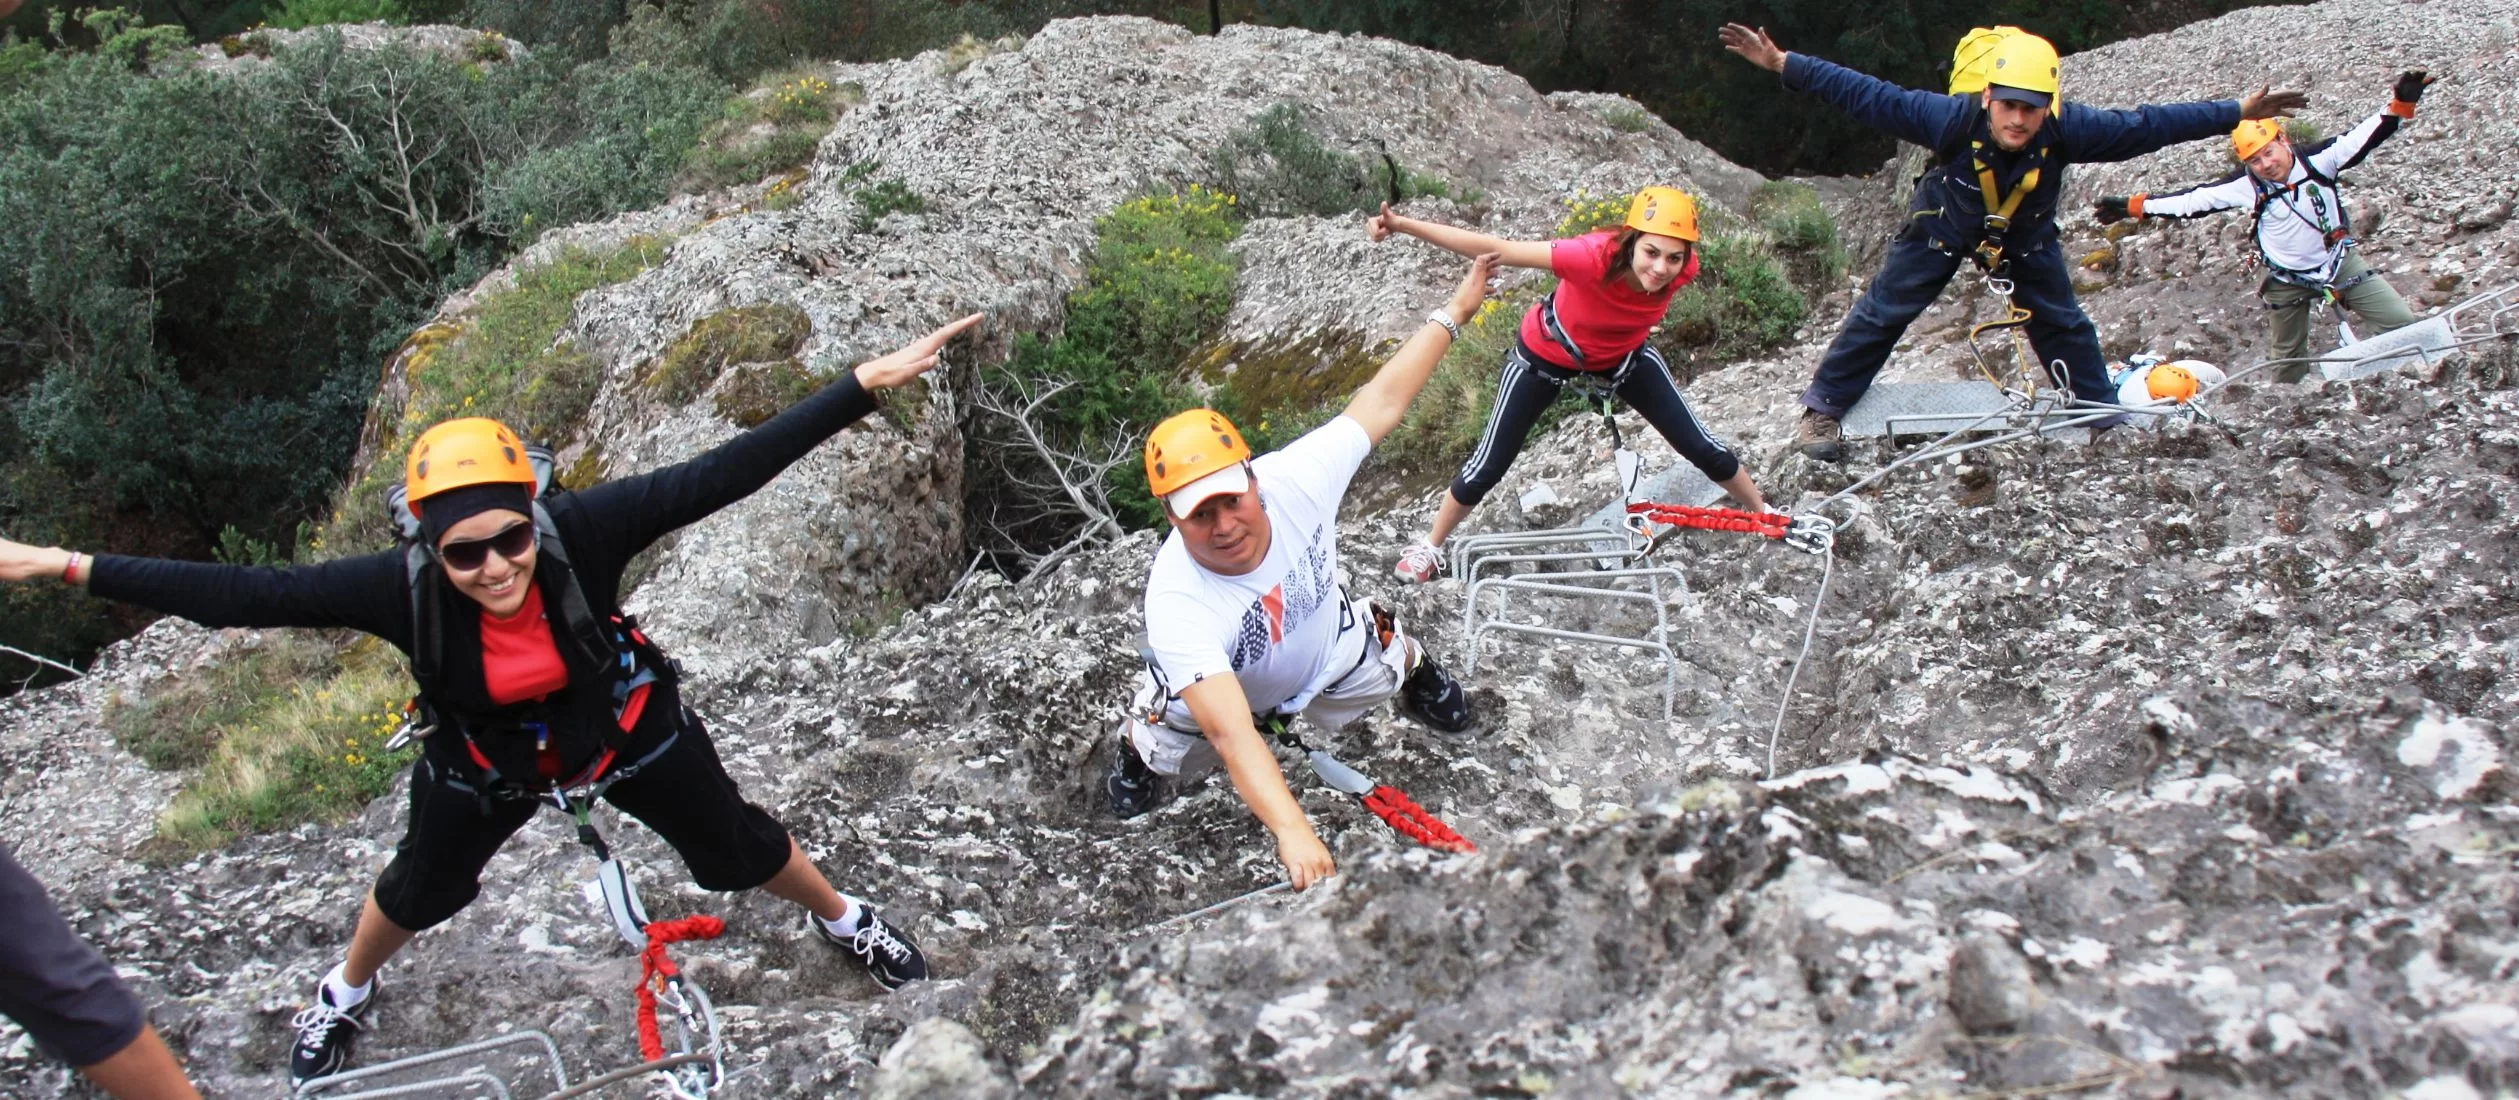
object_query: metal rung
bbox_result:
[1839,381,2015,439]
[2321,315,2460,381]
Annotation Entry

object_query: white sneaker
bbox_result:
[1393,542,1443,583]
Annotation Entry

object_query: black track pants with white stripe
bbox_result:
[1450,338,1741,506]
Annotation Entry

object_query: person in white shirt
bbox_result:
[2097,70,2436,379]
[1108,255,1499,890]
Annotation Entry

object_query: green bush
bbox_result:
[643,302,814,404]
[1664,233,1807,359]
[1750,180,1848,289]
[269,0,409,29]
[1602,104,1655,132]
[986,185,1244,530]
[1209,102,1466,217]
[852,178,930,230]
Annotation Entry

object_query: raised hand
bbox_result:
[1367,201,1400,243]
[852,312,986,391]
[1719,23,1787,73]
[1446,252,1502,325]
[2239,85,2310,120]
[2393,69,2436,104]
[2094,196,2134,225]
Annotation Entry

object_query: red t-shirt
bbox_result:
[479,584,570,705]
[1517,230,1698,370]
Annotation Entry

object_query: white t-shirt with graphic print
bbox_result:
[1142,415,1374,728]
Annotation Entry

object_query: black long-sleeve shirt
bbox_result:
[92,372,882,781]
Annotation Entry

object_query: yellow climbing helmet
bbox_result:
[2147,363,2202,403]
[1982,32,2060,101]
[1145,409,1253,517]
[2232,118,2287,161]
[405,417,535,516]
[1624,186,1700,243]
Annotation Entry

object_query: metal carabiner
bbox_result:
[1782,515,1836,556]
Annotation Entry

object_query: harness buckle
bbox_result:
[1981,213,2012,234]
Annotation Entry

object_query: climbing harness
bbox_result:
[1969,144,2043,275]
[1261,714,1476,854]
[293,797,727,1100]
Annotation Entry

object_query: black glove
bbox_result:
[2394,70,2435,104]
[2094,196,2133,225]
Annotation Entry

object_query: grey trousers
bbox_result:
[2262,252,2419,380]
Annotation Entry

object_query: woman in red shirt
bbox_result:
[1369,187,1769,582]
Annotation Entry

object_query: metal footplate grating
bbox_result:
[1838,381,2096,444]
[1837,381,2014,439]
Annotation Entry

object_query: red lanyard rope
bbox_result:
[1625,501,1791,539]
[636,915,726,1061]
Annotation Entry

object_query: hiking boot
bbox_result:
[814,909,929,990]
[1399,658,1473,735]
[1106,733,1162,819]
[1392,542,1443,584]
[289,976,379,1086]
[1796,409,1844,463]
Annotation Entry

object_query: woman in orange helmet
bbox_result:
[1368,187,1769,582]
[0,311,982,1087]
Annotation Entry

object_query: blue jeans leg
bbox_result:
[2008,245,2116,406]
[1803,236,1964,417]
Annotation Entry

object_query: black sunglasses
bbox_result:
[437,521,535,572]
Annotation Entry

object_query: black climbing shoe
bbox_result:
[1400,658,1474,735]
[1797,409,1844,463]
[1106,734,1160,819]
[815,909,929,990]
[289,976,379,1086]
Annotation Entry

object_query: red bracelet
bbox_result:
[62,551,82,585]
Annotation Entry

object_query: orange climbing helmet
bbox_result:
[1145,409,1253,518]
[405,417,536,516]
[1624,186,1700,243]
[2147,363,2203,403]
[2232,119,2287,161]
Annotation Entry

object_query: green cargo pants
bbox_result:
[2262,251,2420,381]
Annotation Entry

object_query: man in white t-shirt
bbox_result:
[1108,254,1500,890]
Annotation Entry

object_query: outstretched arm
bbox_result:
[0,537,405,636]
[1368,204,1554,270]
[1720,23,1967,150]
[1341,254,1500,446]
[573,312,985,556]
[1179,674,1336,890]
[2099,170,2256,224]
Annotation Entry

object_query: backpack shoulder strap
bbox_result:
[403,542,442,695]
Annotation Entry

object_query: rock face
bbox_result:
[5,4,2519,1099]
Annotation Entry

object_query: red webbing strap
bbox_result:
[1626,501,1791,539]
[636,915,725,1061]
[1362,785,1476,854]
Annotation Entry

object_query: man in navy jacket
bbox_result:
[1719,24,2306,461]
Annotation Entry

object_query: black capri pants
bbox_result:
[0,844,147,1067]
[1451,337,1740,506]
[374,710,792,931]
